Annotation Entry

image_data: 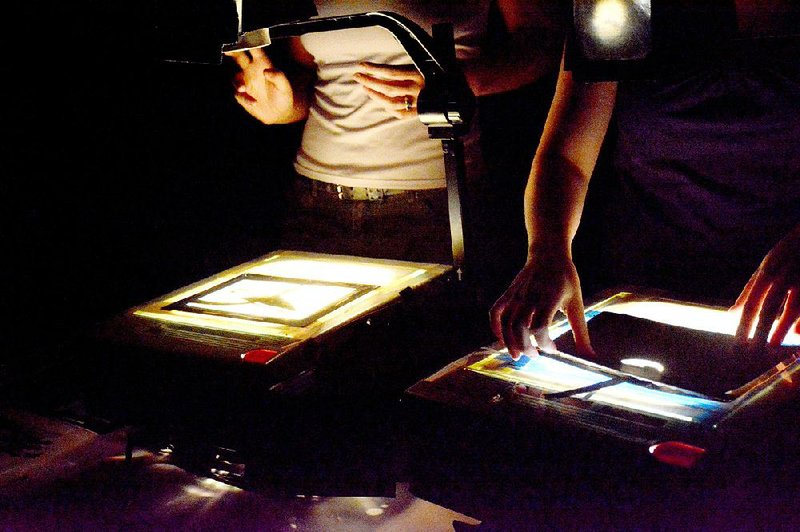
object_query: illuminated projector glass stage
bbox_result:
[407,291,800,468]
[96,251,450,368]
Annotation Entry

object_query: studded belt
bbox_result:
[303,178,408,201]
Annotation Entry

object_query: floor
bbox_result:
[0,405,480,531]
[5,393,800,531]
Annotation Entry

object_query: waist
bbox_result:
[296,175,443,202]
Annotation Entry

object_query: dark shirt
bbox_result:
[595,37,800,302]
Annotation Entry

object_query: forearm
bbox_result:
[522,69,617,258]
[463,28,562,97]
[464,0,565,97]
[524,156,591,258]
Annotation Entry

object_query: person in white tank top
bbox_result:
[226,1,563,286]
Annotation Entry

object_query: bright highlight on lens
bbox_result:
[592,0,628,42]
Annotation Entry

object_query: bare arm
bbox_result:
[353,0,565,115]
[525,62,617,254]
[490,57,617,358]
[463,0,565,96]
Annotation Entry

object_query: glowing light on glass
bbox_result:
[584,382,721,422]
[185,278,359,323]
[515,354,612,392]
[470,293,800,425]
[132,251,448,338]
[470,353,725,422]
[605,300,800,346]
[251,258,418,286]
[620,358,665,373]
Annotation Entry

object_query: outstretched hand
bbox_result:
[227,48,298,124]
[353,62,425,119]
[489,250,594,360]
[733,225,800,348]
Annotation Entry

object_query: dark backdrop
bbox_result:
[1,1,306,380]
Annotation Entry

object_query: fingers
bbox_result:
[234,67,261,99]
[734,225,800,347]
[770,289,800,347]
[495,295,587,360]
[225,48,274,68]
[354,72,421,98]
[263,69,292,95]
[235,60,289,97]
[735,277,799,348]
[490,289,538,361]
[489,298,506,345]
[732,269,758,310]
[353,63,424,119]
[230,48,282,99]
[752,283,787,347]
[232,71,247,93]
[489,258,593,361]
[360,86,416,119]
[357,62,424,83]
[490,291,574,360]
[735,269,769,342]
[503,302,536,360]
[249,47,274,68]
[526,301,557,354]
[234,91,259,114]
[528,299,556,353]
[565,295,594,357]
[533,328,556,353]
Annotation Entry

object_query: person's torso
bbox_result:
[603,36,800,298]
[294,0,488,189]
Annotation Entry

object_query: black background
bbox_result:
[2,1,309,376]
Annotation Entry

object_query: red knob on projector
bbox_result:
[241,349,279,364]
[649,441,707,469]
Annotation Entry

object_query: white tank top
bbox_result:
[294,0,488,189]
